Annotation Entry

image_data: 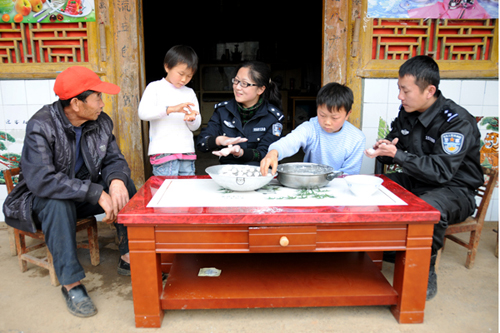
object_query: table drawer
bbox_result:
[249,226,317,252]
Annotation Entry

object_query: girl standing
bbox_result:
[139,45,201,175]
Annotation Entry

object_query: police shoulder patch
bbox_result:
[442,109,459,123]
[272,123,283,137]
[441,132,464,155]
[268,107,284,122]
[214,101,230,109]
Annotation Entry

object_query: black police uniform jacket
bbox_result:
[196,99,284,166]
[3,101,131,233]
[377,90,483,190]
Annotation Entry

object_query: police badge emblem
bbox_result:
[272,123,283,136]
[441,132,464,155]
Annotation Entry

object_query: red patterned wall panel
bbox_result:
[0,22,89,64]
[372,18,495,61]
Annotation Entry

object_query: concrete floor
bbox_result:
[0,150,498,332]
[0,220,497,333]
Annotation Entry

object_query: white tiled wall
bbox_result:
[0,79,58,221]
[361,78,499,221]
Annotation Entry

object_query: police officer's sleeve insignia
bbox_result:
[441,132,464,155]
[272,123,283,137]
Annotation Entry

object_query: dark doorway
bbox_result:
[141,1,320,175]
[142,1,322,129]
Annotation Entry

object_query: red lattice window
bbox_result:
[372,19,495,61]
[0,22,89,64]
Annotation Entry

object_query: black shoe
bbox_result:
[61,284,97,317]
[426,265,438,300]
[117,258,131,276]
[383,251,396,263]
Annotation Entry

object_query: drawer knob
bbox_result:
[279,236,289,247]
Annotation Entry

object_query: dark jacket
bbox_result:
[196,99,284,166]
[3,101,131,233]
[377,91,483,190]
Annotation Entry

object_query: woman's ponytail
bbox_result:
[265,80,282,110]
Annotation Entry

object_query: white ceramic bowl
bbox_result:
[344,175,384,197]
[206,165,273,192]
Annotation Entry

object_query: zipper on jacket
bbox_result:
[80,126,95,181]
[70,128,76,179]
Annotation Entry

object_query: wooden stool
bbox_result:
[4,168,100,286]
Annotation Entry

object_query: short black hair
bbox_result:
[399,55,440,95]
[164,45,198,73]
[60,90,96,107]
[316,82,354,113]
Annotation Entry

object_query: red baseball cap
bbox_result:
[54,66,121,100]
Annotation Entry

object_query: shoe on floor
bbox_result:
[61,284,97,318]
[426,265,438,300]
[118,257,131,276]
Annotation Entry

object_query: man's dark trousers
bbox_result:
[385,172,476,262]
[32,177,136,285]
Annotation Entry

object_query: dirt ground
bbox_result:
[0,220,498,333]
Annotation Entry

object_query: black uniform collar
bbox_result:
[226,99,270,119]
[417,90,445,128]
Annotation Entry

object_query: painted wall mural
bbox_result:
[368,0,498,19]
[479,116,499,170]
[0,0,95,23]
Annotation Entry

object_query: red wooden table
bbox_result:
[118,175,440,328]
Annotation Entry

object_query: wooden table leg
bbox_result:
[391,224,434,323]
[128,226,164,328]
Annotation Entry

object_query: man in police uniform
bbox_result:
[364,55,483,300]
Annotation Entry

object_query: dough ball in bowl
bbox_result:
[206,165,273,192]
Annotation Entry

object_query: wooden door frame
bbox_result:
[322,0,363,129]
[117,0,362,184]
[106,0,146,187]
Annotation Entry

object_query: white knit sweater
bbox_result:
[138,78,201,155]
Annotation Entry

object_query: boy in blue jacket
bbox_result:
[260,82,365,176]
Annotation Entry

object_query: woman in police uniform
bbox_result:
[196,61,284,166]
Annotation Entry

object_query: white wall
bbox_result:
[361,78,499,221]
[0,79,59,221]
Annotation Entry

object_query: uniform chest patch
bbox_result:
[441,132,464,155]
[253,127,266,132]
[224,120,235,128]
[272,123,283,136]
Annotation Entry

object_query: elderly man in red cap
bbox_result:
[3,66,136,317]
